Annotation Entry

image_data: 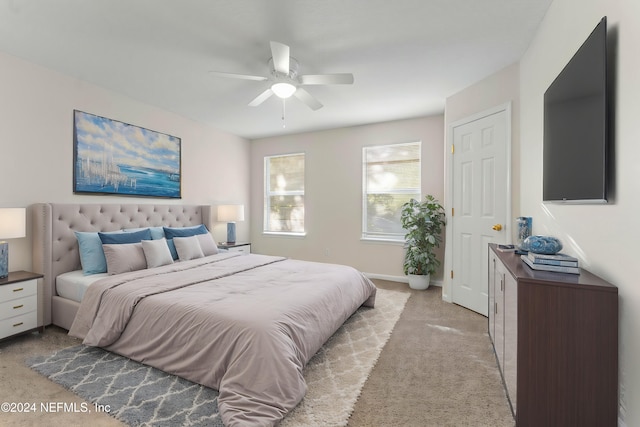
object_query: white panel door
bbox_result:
[451,108,509,315]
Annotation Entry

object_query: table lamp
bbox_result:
[0,208,26,279]
[217,205,244,244]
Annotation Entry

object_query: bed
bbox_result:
[31,203,377,426]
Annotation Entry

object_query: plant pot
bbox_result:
[408,273,430,290]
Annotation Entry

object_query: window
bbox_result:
[362,141,421,241]
[264,153,305,234]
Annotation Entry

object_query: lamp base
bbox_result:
[0,241,8,279]
[226,222,237,244]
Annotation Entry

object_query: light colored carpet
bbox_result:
[281,288,410,426]
[349,282,515,427]
[13,288,408,427]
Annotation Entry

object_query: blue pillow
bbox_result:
[99,228,152,244]
[163,224,208,239]
[123,226,165,240]
[75,231,108,275]
[163,225,208,259]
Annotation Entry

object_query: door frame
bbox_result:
[442,102,512,304]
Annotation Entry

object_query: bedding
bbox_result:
[74,231,109,275]
[173,235,205,260]
[69,251,377,427]
[194,232,219,256]
[102,243,147,275]
[141,238,174,268]
[56,270,107,302]
[99,228,152,244]
[163,224,210,259]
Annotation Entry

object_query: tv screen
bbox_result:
[543,17,608,203]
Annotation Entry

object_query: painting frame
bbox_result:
[73,110,182,199]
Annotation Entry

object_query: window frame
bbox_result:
[361,141,422,242]
[263,152,306,236]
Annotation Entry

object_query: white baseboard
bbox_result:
[364,273,408,283]
[363,272,442,287]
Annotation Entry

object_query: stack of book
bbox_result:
[521,251,580,274]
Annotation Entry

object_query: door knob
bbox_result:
[492,224,503,231]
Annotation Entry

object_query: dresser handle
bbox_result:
[13,322,24,327]
[13,287,24,292]
[13,304,24,309]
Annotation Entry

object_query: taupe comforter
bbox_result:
[69,252,377,426]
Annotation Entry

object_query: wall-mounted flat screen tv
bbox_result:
[543,17,609,203]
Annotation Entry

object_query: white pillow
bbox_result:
[102,243,147,275]
[141,238,174,268]
[196,233,219,256]
[173,235,205,261]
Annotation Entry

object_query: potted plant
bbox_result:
[400,195,446,290]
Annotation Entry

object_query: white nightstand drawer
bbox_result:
[227,244,251,254]
[0,273,42,341]
[0,294,37,321]
[0,312,38,338]
[0,279,37,301]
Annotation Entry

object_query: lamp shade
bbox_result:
[217,205,245,222]
[0,208,26,239]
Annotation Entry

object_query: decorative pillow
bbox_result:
[141,238,174,268]
[74,231,108,275]
[123,226,165,240]
[163,225,209,259]
[163,224,209,239]
[102,243,147,275]
[173,235,205,261]
[99,228,152,244]
[195,233,219,256]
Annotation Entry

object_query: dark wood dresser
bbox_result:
[488,243,618,427]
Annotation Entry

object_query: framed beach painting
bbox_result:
[73,110,181,198]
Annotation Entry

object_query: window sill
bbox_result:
[360,237,405,246]
[262,231,307,238]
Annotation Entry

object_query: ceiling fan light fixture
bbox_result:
[271,82,297,99]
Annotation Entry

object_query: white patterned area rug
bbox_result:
[27,288,409,427]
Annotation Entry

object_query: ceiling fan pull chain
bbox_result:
[282,99,286,128]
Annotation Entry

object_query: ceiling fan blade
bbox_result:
[209,71,268,81]
[270,41,290,75]
[294,88,323,111]
[299,73,354,85]
[248,88,274,107]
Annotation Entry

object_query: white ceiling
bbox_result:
[0,0,552,139]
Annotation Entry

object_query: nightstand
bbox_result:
[218,242,251,254]
[0,271,44,342]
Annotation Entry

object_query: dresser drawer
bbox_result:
[0,312,37,338]
[0,294,37,321]
[0,279,37,301]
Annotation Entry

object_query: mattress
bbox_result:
[56,270,108,302]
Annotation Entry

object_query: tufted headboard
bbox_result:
[31,203,212,326]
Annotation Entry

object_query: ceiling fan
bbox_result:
[210,41,354,111]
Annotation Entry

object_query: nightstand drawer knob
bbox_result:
[13,287,24,292]
[13,304,24,309]
[13,322,24,328]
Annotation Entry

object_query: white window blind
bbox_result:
[264,153,305,234]
[362,141,421,240]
